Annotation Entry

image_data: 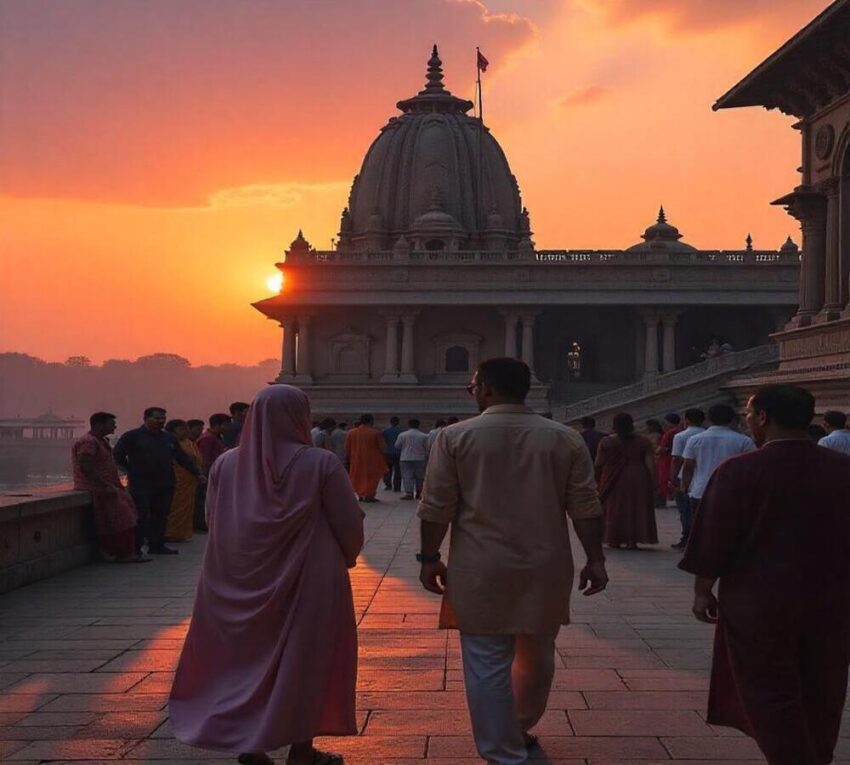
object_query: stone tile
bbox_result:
[6,738,129,760]
[5,672,148,695]
[661,736,766,760]
[39,693,168,712]
[569,709,714,736]
[583,690,708,710]
[95,650,180,673]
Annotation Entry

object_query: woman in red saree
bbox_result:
[596,413,658,549]
[170,385,364,765]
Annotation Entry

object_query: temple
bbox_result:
[714,0,850,411]
[254,46,799,418]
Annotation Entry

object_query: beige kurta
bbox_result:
[418,405,602,635]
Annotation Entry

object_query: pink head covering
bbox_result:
[235,384,313,492]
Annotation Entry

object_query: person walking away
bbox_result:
[680,385,850,765]
[170,385,364,765]
[113,407,204,555]
[427,418,447,453]
[72,412,149,563]
[164,419,202,543]
[330,422,348,465]
[669,408,705,550]
[344,414,386,502]
[394,418,430,500]
[312,418,336,449]
[382,416,403,492]
[818,410,850,455]
[418,358,608,765]
[595,412,658,550]
[578,416,606,461]
[656,413,682,506]
[681,403,755,523]
[222,402,249,448]
[194,413,231,532]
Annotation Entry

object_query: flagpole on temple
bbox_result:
[476,47,484,240]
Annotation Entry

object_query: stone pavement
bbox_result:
[1,491,848,764]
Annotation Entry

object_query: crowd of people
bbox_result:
[69,358,850,765]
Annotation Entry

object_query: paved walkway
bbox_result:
[1,491,847,764]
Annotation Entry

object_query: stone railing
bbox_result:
[284,248,801,266]
[560,344,779,422]
[0,486,95,593]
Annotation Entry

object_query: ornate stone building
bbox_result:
[715,0,850,410]
[254,47,799,417]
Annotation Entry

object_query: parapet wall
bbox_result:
[0,486,95,593]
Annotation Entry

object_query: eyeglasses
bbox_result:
[466,381,480,396]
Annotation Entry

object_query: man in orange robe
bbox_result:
[345,414,387,502]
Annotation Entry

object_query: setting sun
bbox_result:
[266,273,283,293]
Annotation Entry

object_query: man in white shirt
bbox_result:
[427,419,447,452]
[395,419,431,500]
[818,411,850,455]
[669,408,706,550]
[682,403,755,519]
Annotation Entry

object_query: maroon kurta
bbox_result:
[680,440,850,765]
[596,434,658,546]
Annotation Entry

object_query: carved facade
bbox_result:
[254,48,800,417]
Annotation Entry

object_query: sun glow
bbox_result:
[266,273,284,293]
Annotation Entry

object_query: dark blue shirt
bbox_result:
[382,426,402,457]
[113,426,200,489]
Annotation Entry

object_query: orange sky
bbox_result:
[0,0,831,365]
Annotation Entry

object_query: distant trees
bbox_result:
[65,356,92,367]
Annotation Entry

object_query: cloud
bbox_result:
[0,0,537,207]
[206,182,348,210]
[555,85,611,110]
[582,0,830,34]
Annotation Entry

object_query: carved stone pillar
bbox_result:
[279,317,296,378]
[641,310,659,377]
[380,313,400,383]
[501,311,519,357]
[782,189,827,328]
[519,313,538,377]
[294,315,313,383]
[660,311,680,373]
[820,178,842,321]
[398,312,418,384]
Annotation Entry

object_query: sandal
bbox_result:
[238,754,274,765]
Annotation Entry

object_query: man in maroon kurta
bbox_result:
[680,384,850,765]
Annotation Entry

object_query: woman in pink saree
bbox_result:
[170,385,364,765]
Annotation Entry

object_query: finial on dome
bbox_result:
[745,233,753,251]
[780,235,799,253]
[424,44,446,93]
[657,206,667,224]
[429,187,445,212]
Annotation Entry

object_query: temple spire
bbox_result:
[657,205,667,224]
[424,44,446,93]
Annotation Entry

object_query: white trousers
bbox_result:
[460,632,556,765]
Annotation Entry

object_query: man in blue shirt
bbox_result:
[114,407,204,555]
[382,416,403,492]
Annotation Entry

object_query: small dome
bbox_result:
[627,206,697,252]
[413,189,460,231]
[780,235,799,253]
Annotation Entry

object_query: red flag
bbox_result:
[477,50,489,72]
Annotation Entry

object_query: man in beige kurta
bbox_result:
[418,357,608,765]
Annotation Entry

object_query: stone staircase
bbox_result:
[553,344,779,426]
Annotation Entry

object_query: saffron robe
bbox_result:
[169,385,365,753]
[680,440,850,765]
[344,425,386,497]
[165,438,201,541]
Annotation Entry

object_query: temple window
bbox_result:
[445,345,470,373]
[425,239,445,251]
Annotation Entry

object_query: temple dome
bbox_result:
[627,206,697,253]
[340,45,527,252]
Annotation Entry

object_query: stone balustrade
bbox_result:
[0,486,95,593]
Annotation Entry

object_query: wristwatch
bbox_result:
[416,552,441,564]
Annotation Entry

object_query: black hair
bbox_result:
[435,418,447,428]
[165,419,186,433]
[90,411,116,429]
[476,357,531,402]
[390,416,400,425]
[708,403,736,426]
[338,422,348,429]
[360,414,374,425]
[580,416,596,428]
[209,413,231,428]
[664,413,681,425]
[684,408,706,426]
[645,418,663,435]
[320,417,336,430]
[186,419,204,429]
[229,401,250,415]
[807,423,827,442]
[143,407,166,419]
[613,412,635,439]
[447,416,459,425]
[749,385,815,430]
[824,410,847,429]
[409,418,421,429]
